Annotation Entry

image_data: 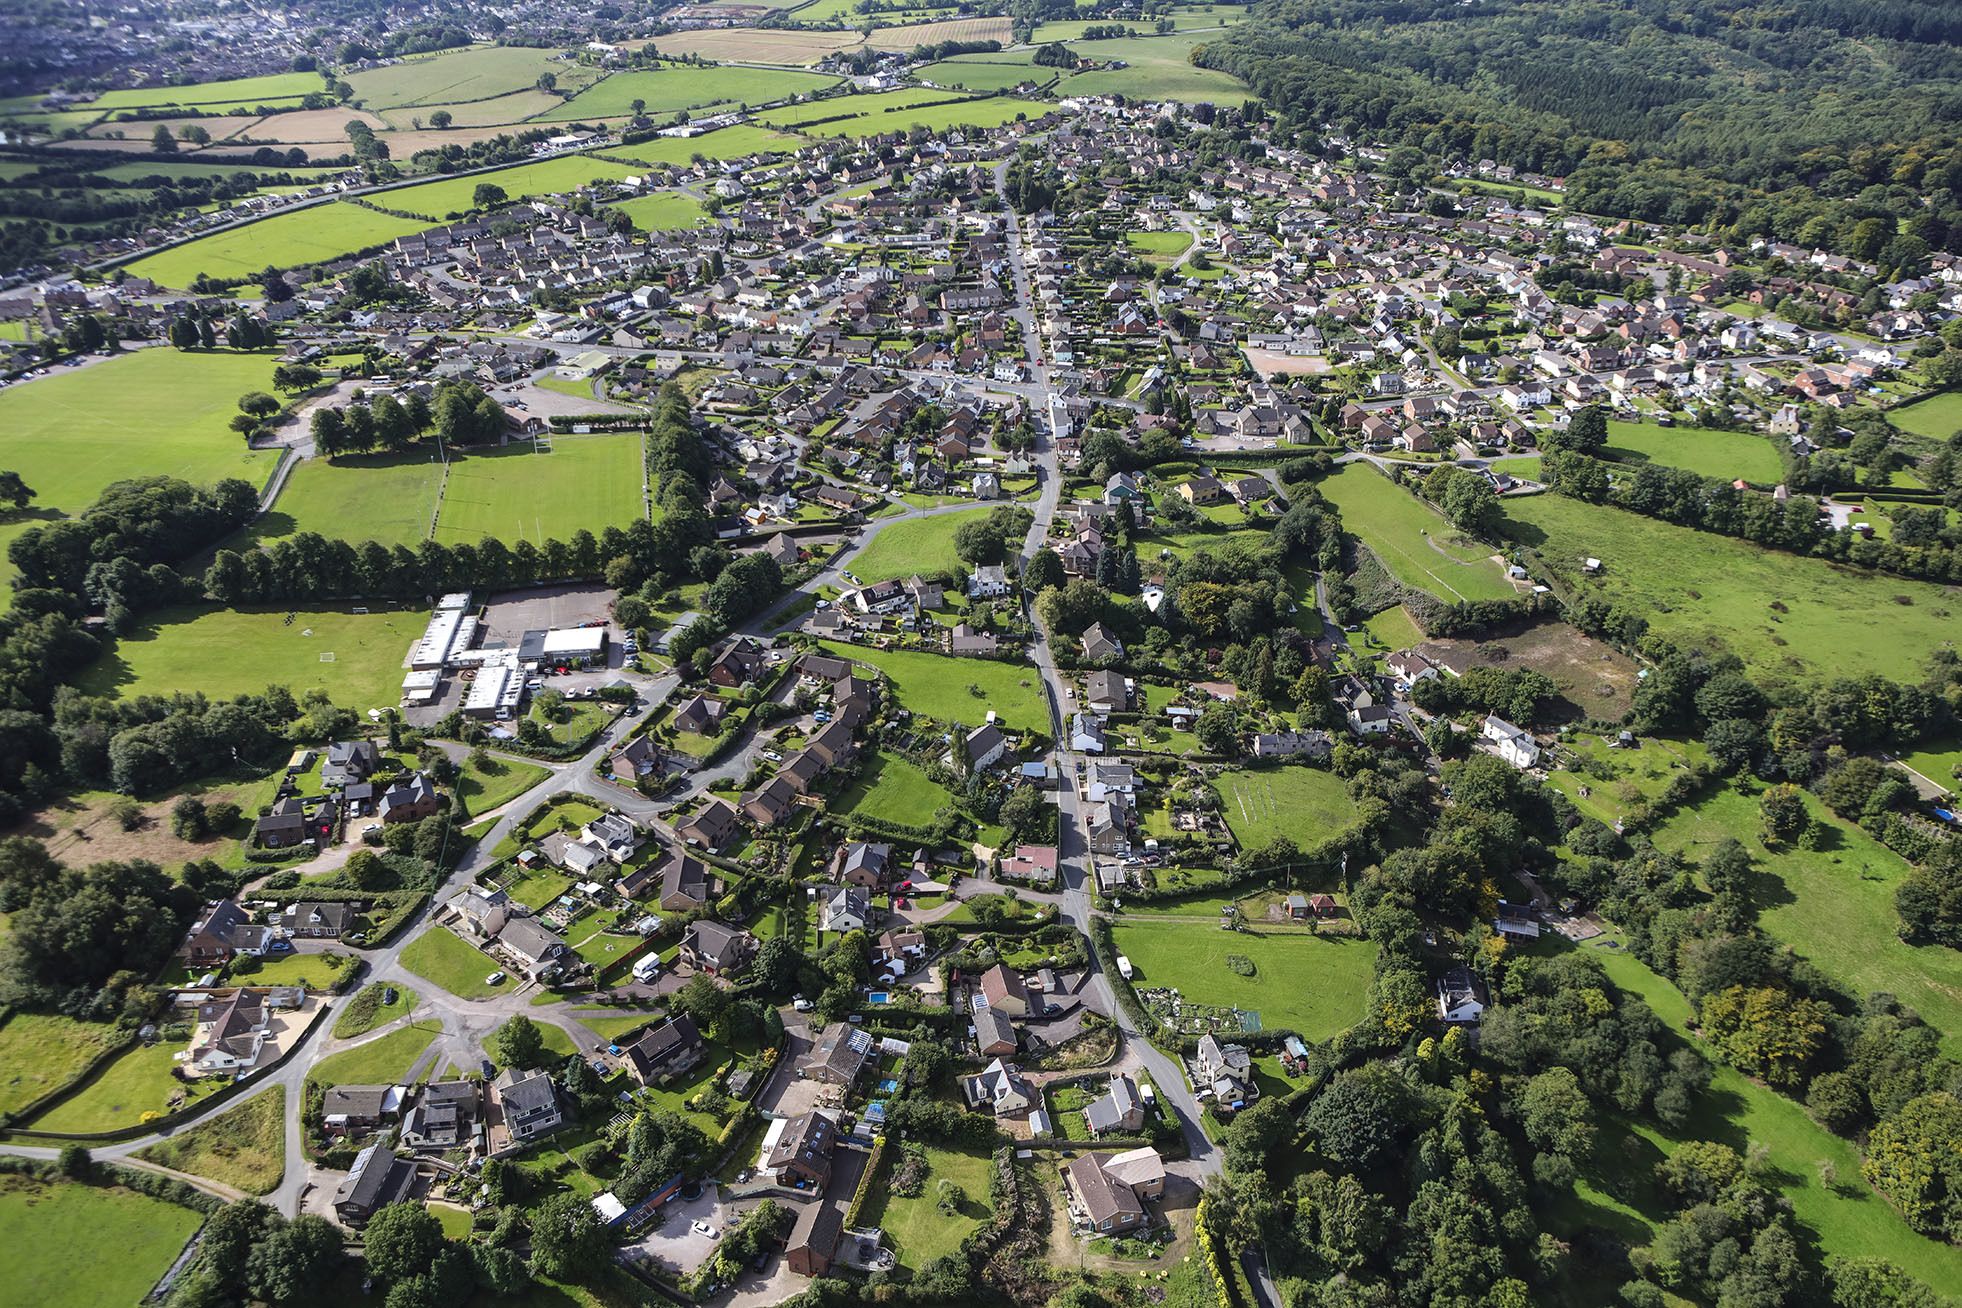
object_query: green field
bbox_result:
[754,86,954,127]
[1583,940,1962,1290]
[1653,783,1962,1054]
[598,124,801,166]
[1499,492,1961,686]
[1060,33,1252,105]
[334,983,419,1039]
[87,71,322,111]
[850,508,991,582]
[1544,734,1710,830]
[608,191,708,232]
[0,1015,125,1119]
[401,927,510,1000]
[1886,390,1962,441]
[257,450,445,546]
[347,45,602,110]
[126,201,437,286]
[794,94,1051,138]
[1898,736,1962,791]
[1126,229,1193,264]
[134,1086,285,1194]
[1215,766,1359,849]
[384,154,643,220]
[1111,919,1376,1040]
[81,606,426,709]
[457,753,551,817]
[0,1175,201,1308]
[834,753,953,827]
[1604,421,1785,483]
[541,66,840,119]
[432,435,645,543]
[817,640,1049,732]
[1361,604,1423,651]
[917,60,1054,92]
[860,1145,995,1268]
[25,1038,223,1133]
[307,1022,440,1087]
[1320,463,1517,602]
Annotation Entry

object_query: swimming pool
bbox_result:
[866,991,890,1003]
[876,1078,900,1094]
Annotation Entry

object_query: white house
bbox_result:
[1481,714,1540,769]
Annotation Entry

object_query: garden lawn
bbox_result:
[0,1175,201,1308]
[834,753,953,827]
[457,753,550,817]
[1060,33,1252,105]
[607,191,708,232]
[79,606,426,710]
[540,66,840,119]
[817,640,1049,732]
[126,202,439,287]
[433,435,644,544]
[860,1145,995,1269]
[1215,766,1359,849]
[1898,736,1962,791]
[1110,920,1376,1040]
[1652,783,1962,1054]
[1887,390,1962,441]
[237,950,353,990]
[0,1015,126,1119]
[1498,492,1962,687]
[333,983,418,1038]
[1603,421,1785,483]
[384,155,643,221]
[401,927,511,1000]
[1361,604,1423,651]
[1319,463,1516,602]
[1543,734,1709,830]
[1583,939,1962,1289]
[307,1022,441,1088]
[849,508,991,582]
[255,450,446,546]
[25,1038,223,1133]
[135,1086,285,1194]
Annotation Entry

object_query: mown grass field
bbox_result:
[917,60,1055,92]
[1653,782,1962,1054]
[599,124,801,166]
[1604,421,1785,483]
[817,640,1049,732]
[346,45,602,109]
[1215,766,1358,849]
[307,1022,441,1087]
[134,1087,285,1194]
[0,1014,125,1119]
[384,154,642,220]
[0,1175,201,1308]
[860,1145,995,1268]
[334,983,419,1039]
[25,1039,223,1133]
[257,450,445,546]
[402,927,510,1000]
[1126,229,1193,264]
[128,201,436,286]
[1060,32,1252,105]
[89,71,322,111]
[80,606,427,709]
[1898,736,1962,790]
[1886,390,1962,441]
[849,508,990,582]
[1499,492,1961,686]
[608,191,708,232]
[457,753,551,817]
[1581,939,1962,1290]
[1320,463,1517,602]
[432,435,645,544]
[834,753,953,827]
[541,66,840,119]
[1111,919,1376,1039]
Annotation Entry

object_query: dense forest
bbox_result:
[1197,0,1962,262]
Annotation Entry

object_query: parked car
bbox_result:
[485,971,507,986]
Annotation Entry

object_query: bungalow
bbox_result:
[1084,1074,1146,1135]
[322,1084,404,1136]
[800,1023,877,1086]
[498,918,569,977]
[1065,1149,1164,1233]
[978,962,1029,1017]
[620,1015,706,1085]
[999,845,1059,885]
[680,921,755,975]
[190,989,275,1074]
[281,901,358,939]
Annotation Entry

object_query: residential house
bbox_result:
[178,900,274,967]
[679,921,755,976]
[334,1143,419,1225]
[968,564,1011,598]
[1084,1075,1146,1135]
[322,740,383,788]
[965,722,1010,771]
[800,1023,877,1087]
[498,918,569,978]
[1069,712,1107,754]
[999,845,1059,885]
[741,776,800,828]
[620,1015,707,1085]
[1196,1034,1257,1111]
[674,798,740,851]
[1066,1148,1165,1234]
[281,902,358,939]
[656,852,717,912]
[964,1058,1036,1117]
[767,1110,840,1190]
[609,735,664,780]
[974,1006,1018,1057]
[454,889,510,940]
[490,1066,567,1153]
[1494,902,1541,940]
[378,772,441,824]
[835,841,891,889]
[1481,714,1540,769]
[978,962,1030,1017]
[1346,691,1394,737]
[401,1081,480,1153]
[820,887,871,934]
[1083,670,1129,714]
[1252,730,1332,760]
[1436,966,1487,1024]
[190,989,275,1074]
[1081,623,1123,662]
[322,1085,404,1136]
[785,1200,844,1277]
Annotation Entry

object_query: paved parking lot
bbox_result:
[624,1188,733,1278]
[480,583,616,640]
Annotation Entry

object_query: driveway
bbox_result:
[625,1187,733,1278]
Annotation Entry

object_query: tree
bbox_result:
[1023,547,1064,594]
[430,110,453,129]
[528,1191,608,1281]
[1861,1092,1962,1241]
[1518,1066,1595,1158]
[363,1202,444,1285]
[152,124,178,153]
[1700,984,1830,1089]
[473,183,507,210]
[493,1015,549,1071]
[1829,1258,1947,1308]
[1303,1063,1419,1170]
[1759,784,1810,846]
[1554,405,1607,455]
[0,472,36,510]
[1196,703,1240,757]
[56,1143,91,1178]
[247,1214,345,1303]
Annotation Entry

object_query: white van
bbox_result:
[632,954,662,983]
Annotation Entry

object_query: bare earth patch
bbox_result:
[1417,619,1641,720]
